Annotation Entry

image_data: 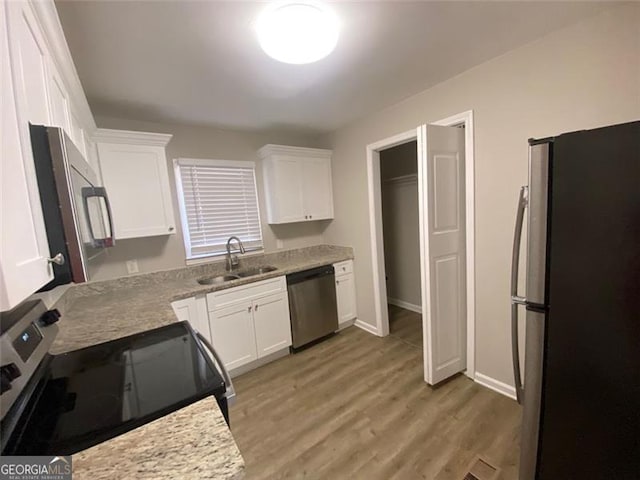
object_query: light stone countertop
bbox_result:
[52,244,353,354]
[72,398,244,480]
[52,245,353,480]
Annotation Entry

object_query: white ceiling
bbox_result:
[56,1,612,135]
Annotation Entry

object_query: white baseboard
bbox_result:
[354,319,382,336]
[337,319,356,331]
[387,297,422,314]
[474,372,517,401]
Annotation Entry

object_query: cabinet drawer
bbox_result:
[333,260,353,277]
[208,276,286,310]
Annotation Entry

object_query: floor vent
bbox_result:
[463,457,499,480]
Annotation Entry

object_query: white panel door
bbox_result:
[265,156,304,223]
[1,1,53,310]
[209,301,257,370]
[335,273,356,324]
[97,143,176,238]
[253,293,292,358]
[302,157,333,220]
[420,124,466,385]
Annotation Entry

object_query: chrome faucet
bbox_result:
[226,236,246,271]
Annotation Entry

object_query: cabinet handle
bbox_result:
[336,280,340,285]
[248,306,252,313]
[309,215,313,219]
[168,226,174,232]
[255,304,259,312]
[47,253,65,265]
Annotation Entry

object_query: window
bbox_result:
[174,158,263,260]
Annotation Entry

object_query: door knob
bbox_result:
[47,253,65,265]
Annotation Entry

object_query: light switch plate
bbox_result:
[126,260,139,274]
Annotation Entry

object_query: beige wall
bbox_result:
[380,142,421,307]
[92,115,329,280]
[323,5,640,387]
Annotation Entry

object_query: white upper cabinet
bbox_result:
[68,108,86,156]
[1,0,98,310]
[7,1,51,127]
[259,145,334,224]
[301,156,333,220]
[95,129,176,239]
[46,58,71,133]
[1,1,53,310]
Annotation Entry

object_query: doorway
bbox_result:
[380,141,422,350]
[365,111,476,385]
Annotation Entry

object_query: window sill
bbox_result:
[185,249,265,266]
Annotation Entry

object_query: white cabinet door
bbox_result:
[1,1,53,310]
[68,109,86,157]
[209,301,258,370]
[260,145,334,224]
[171,296,212,346]
[97,142,176,239]
[263,156,305,223]
[7,1,50,127]
[46,59,70,133]
[253,293,292,358]
[85,138,102,184]
[302,156,333,220]
[336,273,357,325]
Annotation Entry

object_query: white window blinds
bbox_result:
[175,159,263,259]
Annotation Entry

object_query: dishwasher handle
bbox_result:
[286,265,335,285]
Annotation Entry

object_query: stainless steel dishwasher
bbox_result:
[287,265,339,349]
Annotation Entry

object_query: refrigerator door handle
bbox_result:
[510,185,528,404]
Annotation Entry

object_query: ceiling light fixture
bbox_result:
[256,1,339,65]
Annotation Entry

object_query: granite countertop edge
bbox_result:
[72,397,245,480]
[169,251,354,302]
[52,245,354,353]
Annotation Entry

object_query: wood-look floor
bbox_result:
[230,311,521,480]
[388,304,423,349]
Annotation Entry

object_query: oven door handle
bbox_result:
[195,331,236,405]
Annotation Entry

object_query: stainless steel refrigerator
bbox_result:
[511,121,640,479]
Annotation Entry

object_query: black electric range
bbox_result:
[0,301,227,456]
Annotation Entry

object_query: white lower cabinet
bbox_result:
[207,276,291,372]
[171,296,210,339]
[253,293,292,358]
[209,300,258,370]
[334,261,357,327]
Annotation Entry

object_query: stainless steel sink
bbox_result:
[236,266,278,278]
[197,274,240,285]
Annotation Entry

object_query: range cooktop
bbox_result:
[2,322,225,455]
